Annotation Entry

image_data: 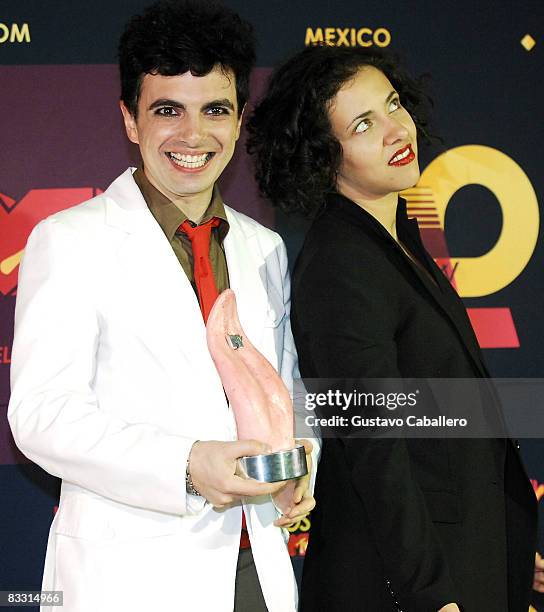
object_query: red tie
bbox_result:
[178,216,251,549]
[178,218,221,323]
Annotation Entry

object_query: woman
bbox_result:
[247,46,537,611]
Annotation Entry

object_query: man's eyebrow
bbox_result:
[148,98,185,111]
[347,90,398,129]
[147,98,235,112]
[202,98,235,111]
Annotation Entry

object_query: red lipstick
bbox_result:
[388,144,415,167]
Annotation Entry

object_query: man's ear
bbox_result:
[119,100,139,145]
[235,104,246,141]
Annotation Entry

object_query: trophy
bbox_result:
[206,289,307,510]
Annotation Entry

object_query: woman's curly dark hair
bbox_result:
[247,45,432,217]
[119,0,255,117]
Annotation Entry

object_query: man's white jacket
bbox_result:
[8,169,307,612]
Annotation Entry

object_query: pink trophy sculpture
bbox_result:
[206,289,307,512]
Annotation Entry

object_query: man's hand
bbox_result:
[274,439,316,528]
[533,552,544,592]
[188,439,286,507]
[438,604,461,612]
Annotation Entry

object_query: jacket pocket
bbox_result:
[55,494,181,541]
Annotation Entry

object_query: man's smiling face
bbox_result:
[121,66,242,208]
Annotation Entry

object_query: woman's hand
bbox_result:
[273,439,316,528]
[533,551,544,592]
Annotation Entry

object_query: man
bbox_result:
[8,2,316,611]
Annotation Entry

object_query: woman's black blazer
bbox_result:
[292,192,537,612]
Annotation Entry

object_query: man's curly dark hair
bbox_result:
[119,0,255,117]
[247,45,432,217]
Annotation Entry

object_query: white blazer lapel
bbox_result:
[102,170,216,376]
[223,208,269,349]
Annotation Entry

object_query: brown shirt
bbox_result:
[133,168,230,295]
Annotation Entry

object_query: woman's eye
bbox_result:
[355,119,371,134]
[389,98,401,112]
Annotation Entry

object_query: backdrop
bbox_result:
[0,0,542,609]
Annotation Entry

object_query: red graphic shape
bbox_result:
[287,533,309,557]
[435,257,458,290]
[466,308,520,349]
[0,188,101,295]
[530,479,544,502]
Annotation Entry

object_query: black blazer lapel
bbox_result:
[329,192,489,378]
[400,215,489,378]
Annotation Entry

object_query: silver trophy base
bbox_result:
[238,444,308,483]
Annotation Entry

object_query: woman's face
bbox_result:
[329,66,420,201]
